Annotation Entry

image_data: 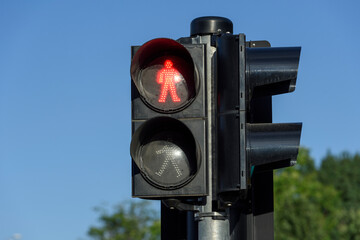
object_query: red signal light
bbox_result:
[157,60,182,103]
[130,38,198,113]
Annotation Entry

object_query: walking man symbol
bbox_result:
[155,145,182,178]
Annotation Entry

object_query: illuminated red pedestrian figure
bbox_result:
[157,60,181,103]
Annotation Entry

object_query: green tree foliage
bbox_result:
[318,152,360,239]
[88,201,160,240]
[274,148,342,240]
[275,148,360,239]
[319,152,360,209]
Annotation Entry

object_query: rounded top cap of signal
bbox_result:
[191,16,233,36]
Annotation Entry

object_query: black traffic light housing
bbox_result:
[217,33,302,204]
[130,17,303,240]
[130,17,302,206]
[130,38,208,199]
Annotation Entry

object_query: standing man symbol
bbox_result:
[157,60,181,103]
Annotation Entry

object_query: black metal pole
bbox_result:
[161,202,188,239]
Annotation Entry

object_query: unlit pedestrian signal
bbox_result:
[155,145,183,178]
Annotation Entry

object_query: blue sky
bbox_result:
[1,0,359,239]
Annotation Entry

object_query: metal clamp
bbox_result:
[194,211,228,221]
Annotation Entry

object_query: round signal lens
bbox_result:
[130,117,200,190]
[131,38,198,112]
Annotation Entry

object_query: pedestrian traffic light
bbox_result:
[216,34,302,203]
[130,38,208,198]
[130,17,303,239]
[130,18,302,204]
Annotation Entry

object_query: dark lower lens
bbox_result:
[140,140,193,187]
